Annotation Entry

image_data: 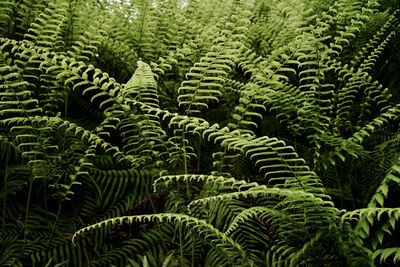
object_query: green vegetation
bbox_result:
[1,0,400,266]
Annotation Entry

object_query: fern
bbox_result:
[73,213,252,266]
[1,0,400,266]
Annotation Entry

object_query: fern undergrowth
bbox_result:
[1,0,400,266]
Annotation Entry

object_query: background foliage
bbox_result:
[1,0,400,266]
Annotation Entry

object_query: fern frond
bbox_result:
[73,213,252,266]
[368,153,400,208]
[342,207,400,243]
[23,1,68,50]
[373,247,400,265]
[0,0,15,38]
[177,3,251,115]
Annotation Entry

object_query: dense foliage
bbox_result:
[1,0,400,266]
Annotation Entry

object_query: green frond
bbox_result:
[368,153,400,208]
[23,1,68,50]
[342,207,400,249]
[373,247,400,265]
[73,213,252,266]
